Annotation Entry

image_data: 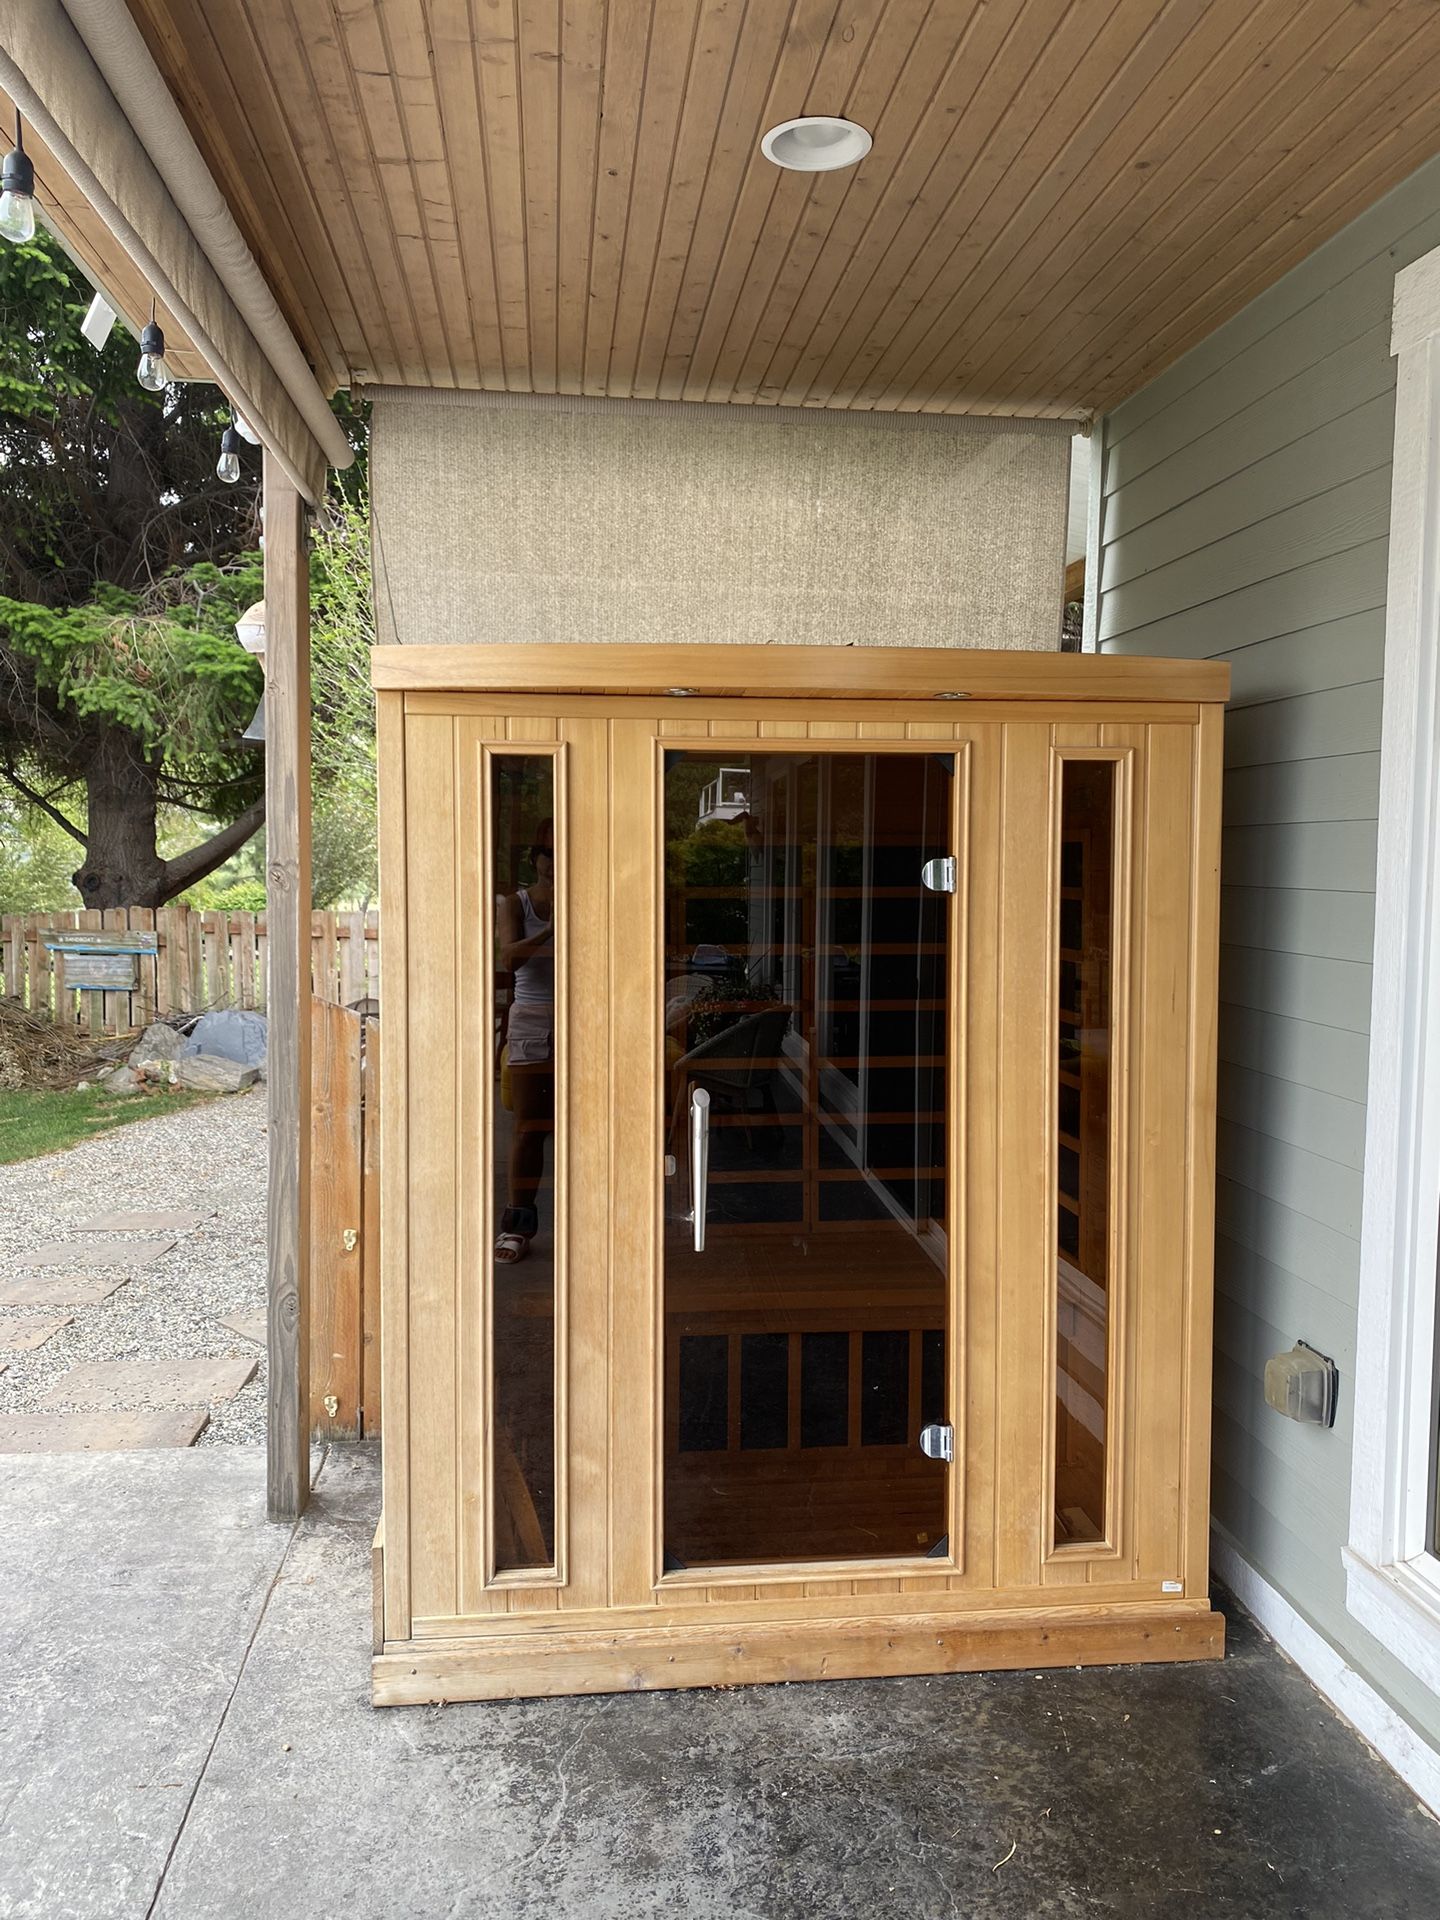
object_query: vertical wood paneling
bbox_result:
[993,723,1052,1591]
[608,715,661,1607]
[1132,724,1195,1588]
[362,1019,383,1436]
[377,694,412,1638]
[376,688,1220,1676]
[561,717,612,1610]
[1184,707,1224,1593]
[309,1000,364,1440]
[403,710,460,1620]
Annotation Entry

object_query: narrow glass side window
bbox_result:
[491,755,557,1571]
[1055,760,1115,1548]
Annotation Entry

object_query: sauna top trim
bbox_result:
[370,643,1230,706]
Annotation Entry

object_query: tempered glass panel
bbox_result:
[663,751,951,1568]
[491,755,556,1571]
[1054,760,1115,1548]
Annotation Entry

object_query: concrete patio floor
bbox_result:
[3,1446,1439,1919]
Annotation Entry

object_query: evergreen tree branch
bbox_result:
[161,798,265,899]
[0,762,87,847]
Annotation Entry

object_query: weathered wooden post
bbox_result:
[264,450,313,1520]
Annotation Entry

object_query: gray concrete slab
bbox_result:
[7,1444,1440,1919]
[0,1451,286,1918]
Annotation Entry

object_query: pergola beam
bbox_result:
[263,450,313,1519]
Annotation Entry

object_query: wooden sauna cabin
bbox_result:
[370,643,1227,1706]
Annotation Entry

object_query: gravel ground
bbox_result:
[0,1090,267,1444]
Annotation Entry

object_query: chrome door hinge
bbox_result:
[921,856,957,894]
[919,1422,954,1463]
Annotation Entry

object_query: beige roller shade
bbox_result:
[370,392,1071,652]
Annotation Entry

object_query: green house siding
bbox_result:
[1095,151,1440,1755]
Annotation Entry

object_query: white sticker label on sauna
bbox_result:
[1161,1579,1183,1594]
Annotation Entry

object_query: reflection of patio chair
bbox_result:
[668,1007,792,1155]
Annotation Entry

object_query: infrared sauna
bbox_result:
[370,644,1226,1705]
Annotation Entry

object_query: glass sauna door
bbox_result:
[662,750,953,1569]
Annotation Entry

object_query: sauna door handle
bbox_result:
[688,1086,711,1253]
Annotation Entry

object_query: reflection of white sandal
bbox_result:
[494,1232,531,1264]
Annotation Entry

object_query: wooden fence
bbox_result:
[0,906,379,1033]
[310,999,381,1440]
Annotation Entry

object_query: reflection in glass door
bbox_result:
[663,751,952,1568]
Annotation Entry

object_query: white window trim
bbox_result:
[1346,240,1440,1685]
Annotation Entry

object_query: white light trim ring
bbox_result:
[760,116,871,173]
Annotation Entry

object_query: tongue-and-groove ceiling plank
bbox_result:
[119,0,1440,414]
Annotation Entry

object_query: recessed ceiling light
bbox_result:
[760,116,872,174]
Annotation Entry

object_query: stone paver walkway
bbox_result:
[16,1235,178,1269]
[0,1274,129,1308]
[73,1209,205,1232]
[0,1408,210,1452]
[38,1355,256,1412]
[0,1315,72,1352]
[0,1092,267,1447]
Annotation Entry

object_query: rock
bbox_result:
[129,1022,187,1069]
[175,1053,260,1094]
[98,1064,142,1094]
[181,1009,267,1074]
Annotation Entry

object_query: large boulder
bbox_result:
[128,1021,187,1070]
[175,1052,260,1094]
[181,1009,267,1076]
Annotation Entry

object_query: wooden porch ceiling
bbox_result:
[111,0,1440,414]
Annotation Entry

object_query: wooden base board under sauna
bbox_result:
[372,1604,1225,1706]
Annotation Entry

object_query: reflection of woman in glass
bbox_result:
[495,819,553,1264]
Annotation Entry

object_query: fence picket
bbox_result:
[235,912,257,1010]
[131,908,156,1027]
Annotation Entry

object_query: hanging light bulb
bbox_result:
[137,299,169,392]
[232,414,261,445]
[216,423,242,485]
[0,111,37,246]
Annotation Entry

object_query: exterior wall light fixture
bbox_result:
[760,116,871,173]
[0,111,36,245]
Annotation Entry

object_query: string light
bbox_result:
[137,296,170,392]
[0,110,36,245]
[216,423,242,485]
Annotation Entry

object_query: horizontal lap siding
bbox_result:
[1096,152,1440,1751]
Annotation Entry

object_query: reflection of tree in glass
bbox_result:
[667,819,750,948]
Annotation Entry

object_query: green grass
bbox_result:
[0,1085,216,1164]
